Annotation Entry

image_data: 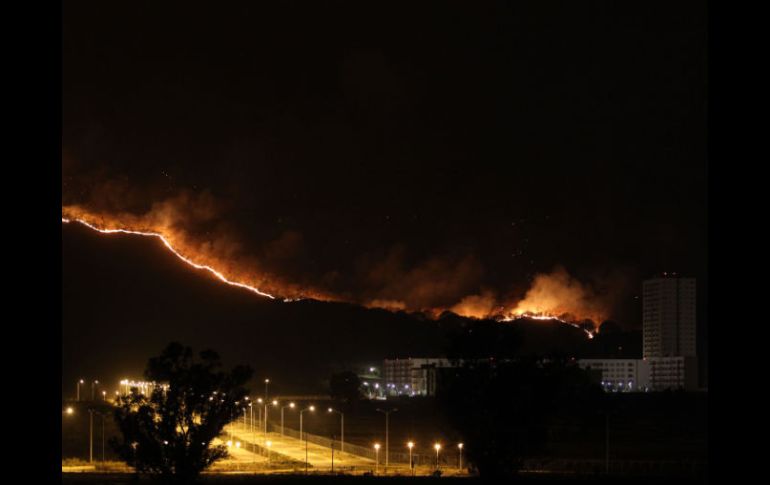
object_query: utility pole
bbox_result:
[88,409,94,463]
[605,413,610,474]
[376,408,398,470]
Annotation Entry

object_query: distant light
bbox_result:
[434,443,441,451]
[289,402,295,408]
[272,400,278,406]
[407,442,414,449]
[458,443,463,449]
[265,379,270,384]
[226,440,233,447]
[235,442,241,448]
[266,441,272,448]
[309,405,315,411]
[328,408,333,413]
[65,407,74,415]
[374,443,381,450]
[370,368,375,372]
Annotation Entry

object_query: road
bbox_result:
[226,422,376,470]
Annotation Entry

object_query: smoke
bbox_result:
[450,291,501,319]
[62,164,625,326]
[504,266,616,328]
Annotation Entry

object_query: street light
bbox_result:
[376,408,398,470]
[458,443,463,471]
[65,406,74,415]
[434,443,441,470]
[91,380,99,401]
[281,402,295,436]
[407,442,414,475]
[328,407,345,453]
[374,443,381,474]
[264,379,270,400]
[77,379,84,401]
[299,406,315,474]
[264,399,278,439]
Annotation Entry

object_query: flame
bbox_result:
[500,312,595,339]
[62,211,598,341]
[62,216,276,299]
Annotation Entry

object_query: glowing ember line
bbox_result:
[62,217,276,299]
[501,313,595,339]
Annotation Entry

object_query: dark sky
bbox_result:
[62,1,707,391]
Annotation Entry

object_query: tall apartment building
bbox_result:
[643,275,696,358]
[642,274,698,390]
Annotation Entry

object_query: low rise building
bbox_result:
[577,358,651,392]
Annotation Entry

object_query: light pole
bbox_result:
[281,402,295,435]
[458,443,463,471]
[605,412,609,474]
[264,379,270,400]
[328,408,344,453]
[88,408,94,463]
[102,390,107,401]
[101,412,106,462]
[91,380,99,401]
[434,443,441,471]
[256,398,263,431]
[77,379,84,401]
[407,442,414,475]
[266,440,272,466]
[374,443,380,475]
[376,408,398,470]
[265,400,277,438]
[299,405,315,474]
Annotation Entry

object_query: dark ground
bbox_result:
[61,473,707,485]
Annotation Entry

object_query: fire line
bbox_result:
[61,217,276,300]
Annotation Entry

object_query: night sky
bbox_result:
[62,1,707,392]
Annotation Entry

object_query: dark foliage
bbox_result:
[438,347,604,479]
[329,371,363,410]
[111,342,252,483]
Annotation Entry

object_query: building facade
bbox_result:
[642,274,698,390]
[382,358,457,397]
[642,275,696,358]
[577,359,651,392]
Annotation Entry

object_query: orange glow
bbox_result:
[62,216,276,299]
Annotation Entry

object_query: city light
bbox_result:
[65,407,74,415]
[407,441,414,449]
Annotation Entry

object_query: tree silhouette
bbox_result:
[111,342,253,483]
[329,371,362,410]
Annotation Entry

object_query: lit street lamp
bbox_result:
[77,379,84,401]
[328,407,344,453]
[264,400,278,439]
[458,443,463,471]
[376,408,398,469]
[299,405,315,474]
[281,402,295,435]
[374,443,381,475]
[434,443,441,470]
[91,380,99,401]
[407,442,414,475]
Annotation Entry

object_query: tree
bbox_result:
[329,371,362,409]
[111,342,253,484]
[438,358,603,479]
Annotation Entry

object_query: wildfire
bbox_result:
[61,213,598,340]
[61,217,276,299]
[500,312,595,339]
